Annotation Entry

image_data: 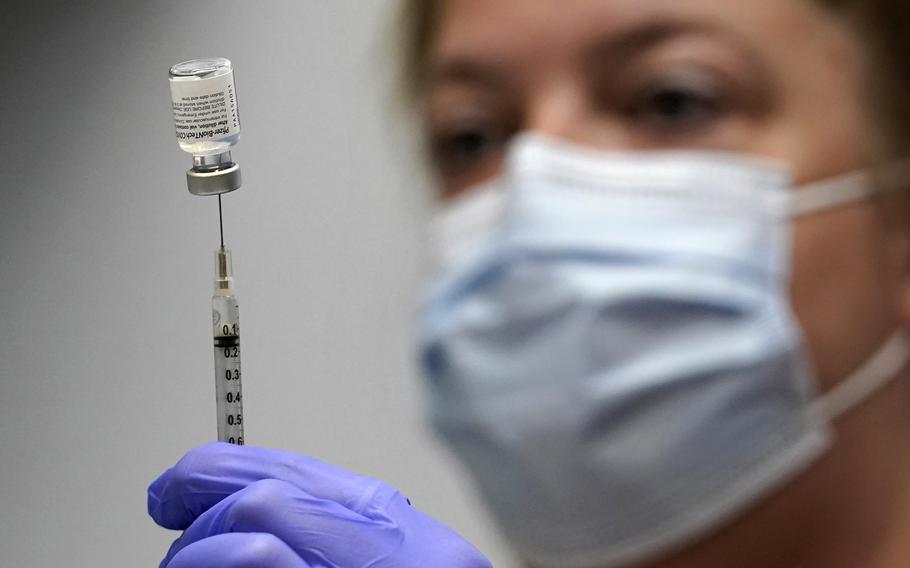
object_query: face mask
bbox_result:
[419,134,910,568]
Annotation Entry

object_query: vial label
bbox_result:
[170,72,240,144]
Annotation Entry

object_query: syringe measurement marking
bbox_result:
[214,333,243,445]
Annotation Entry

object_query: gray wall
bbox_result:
[0,1,517,566]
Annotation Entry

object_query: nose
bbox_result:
[525,79,629,151]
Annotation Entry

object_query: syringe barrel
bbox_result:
[212,247,244,445]
[213,290,244,444]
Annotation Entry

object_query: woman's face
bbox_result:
[422,0,908,410]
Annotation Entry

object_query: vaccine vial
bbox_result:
[169,58,243,195]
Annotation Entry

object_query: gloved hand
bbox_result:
[148,443,493,568]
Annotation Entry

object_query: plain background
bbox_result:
[0,1,518,566]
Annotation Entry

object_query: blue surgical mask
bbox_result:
[419,134,910,568]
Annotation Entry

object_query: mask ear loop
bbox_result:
[790,161,910,217]
[789,171,878,217]
[795,165,910,419]
[812,331,910,420]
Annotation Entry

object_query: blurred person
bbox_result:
[148,1,910,567]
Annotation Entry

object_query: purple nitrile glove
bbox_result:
[148,443,493,568]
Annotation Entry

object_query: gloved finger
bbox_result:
[161,478,405,568]
[149,442,394,530]
[163,532,312,568]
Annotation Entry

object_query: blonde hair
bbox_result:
[397,0,441,99]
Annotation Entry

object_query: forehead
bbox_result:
[431,0,830,62]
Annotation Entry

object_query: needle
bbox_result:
[218,194,225,249]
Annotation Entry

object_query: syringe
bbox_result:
[212,196,244,444]
[168,57,246,444]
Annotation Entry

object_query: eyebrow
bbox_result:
[424,17,761,91]
[585,19,761,71]
[424,55,510,93]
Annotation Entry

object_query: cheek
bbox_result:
[789,207,898,391]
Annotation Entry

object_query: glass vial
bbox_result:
[169,58,243,195]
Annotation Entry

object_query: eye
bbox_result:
[429,119,505,180]
[626,71,727,135]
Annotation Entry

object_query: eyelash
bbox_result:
[428,71,733,182]
[430,120,507,179]
[623,74,727,135]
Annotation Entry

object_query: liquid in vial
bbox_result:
[169,58,241,157]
